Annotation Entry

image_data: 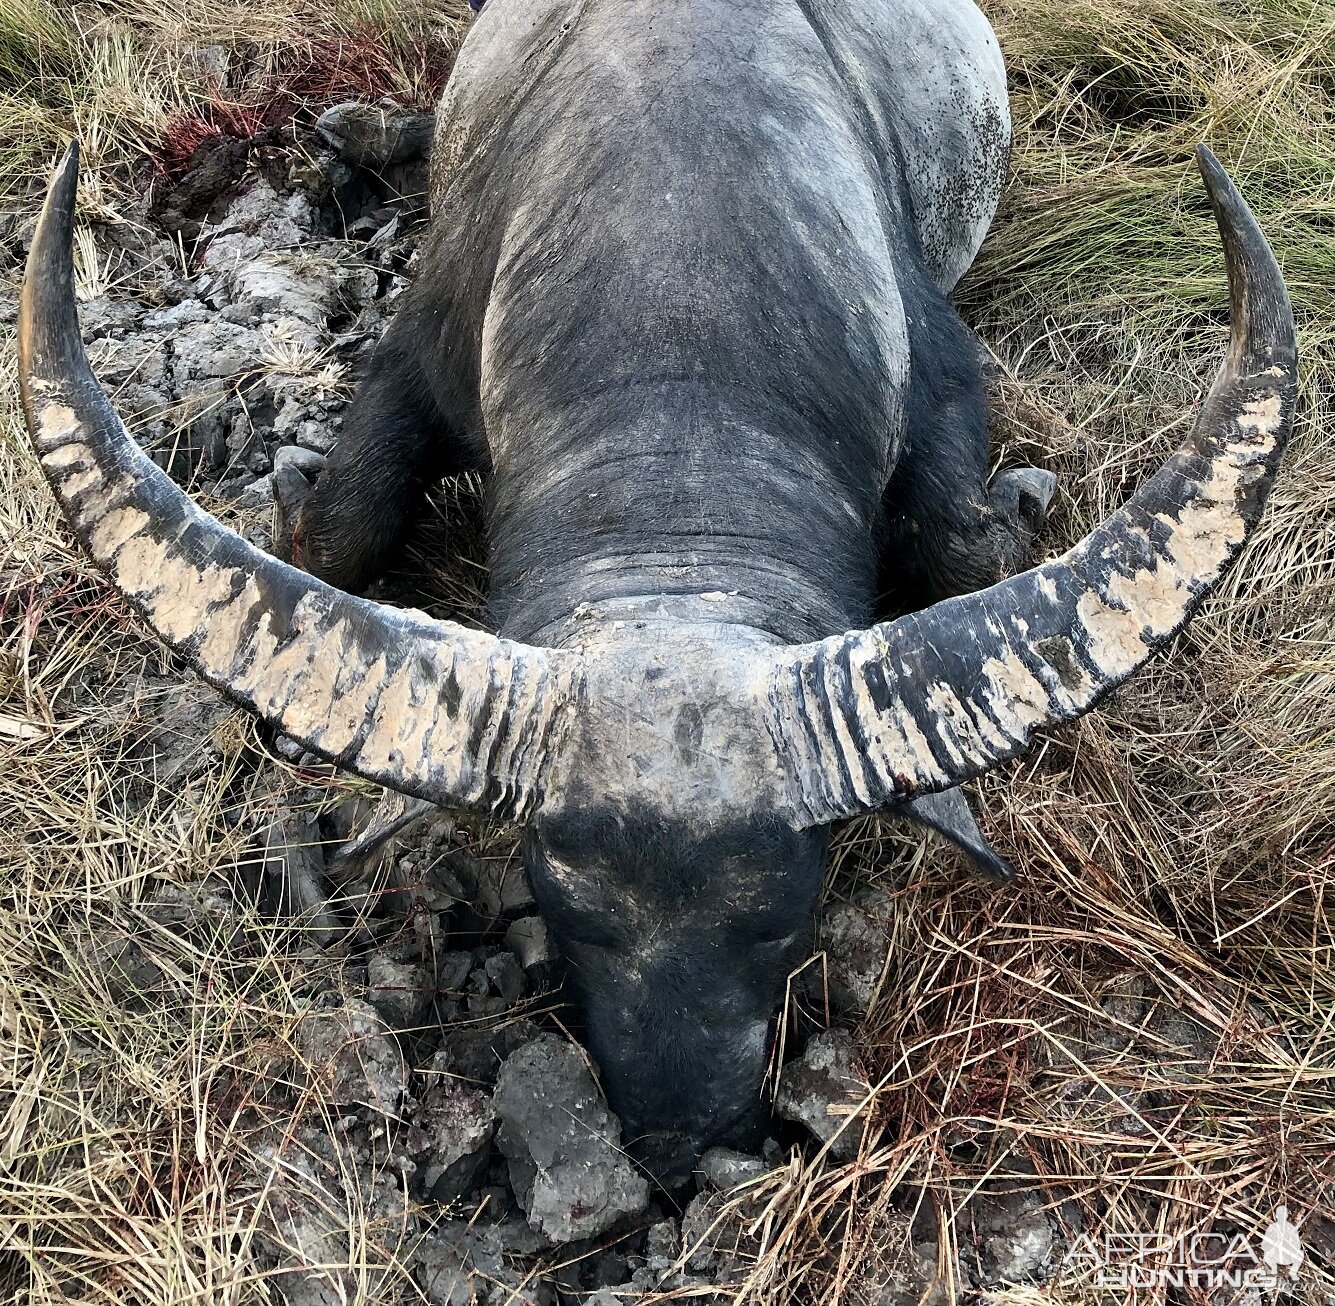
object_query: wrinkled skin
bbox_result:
[297,0,1037,1176]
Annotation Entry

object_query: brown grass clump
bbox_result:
[1,0,1333,1302]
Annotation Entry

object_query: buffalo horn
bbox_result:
[18,145,577,821]
[768,146,1299,826]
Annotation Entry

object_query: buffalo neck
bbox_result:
[483,384,884,648]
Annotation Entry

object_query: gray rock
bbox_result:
[505,916,554,971]
[316,101,437,169]
[77,295,145,341]
[296,418,338,453]
[143,878,241,942]
[251,1136,351,1306]
[1049,1045,1159,1135]
[142,298,212,330]
[484,952,525,1004]
[219,300,261,325]
[217,471,259,501]
[216,251,343,325]
[434,1018,541,1089]
[414,1220,553,1306]
[166,318,264,383]
[184,41,229,83]
[435,951,476,996]
[818,892,892,1015]
[966,1187,1055,1286]
[239,473,274,505]
[85,330,169,389]
[625,1215,720,1298]
[774,1029,870,1161]
[273,443,328,477]
[416,1222,503,1306]
[875,1240,946,1306]
[472,856,536,918]
[248,1126,409,1306]
[367,953,430,1026]
[409,1079,496,1203]
[493,1035,650,1242]
[1147,1002,1218,1083]
[295,999,408,1115]
[270,395,310,439]
[115,385,172,452]
[697,1146,768,1192]
[205,178,315,255]
[640,1218,680,1277]
[1095,972,1148,1047]
[128,675,237,788]
[1208,1291,1264,1306]
[679,1191,752,1279]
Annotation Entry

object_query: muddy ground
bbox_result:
[5,108,1242,1304]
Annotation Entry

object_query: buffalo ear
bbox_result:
[902,789,1014,885]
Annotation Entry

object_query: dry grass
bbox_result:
[1,0,1333,1302]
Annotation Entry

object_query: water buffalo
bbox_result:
[20,0,1296,1182]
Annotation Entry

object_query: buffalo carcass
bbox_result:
[20,0,1296,1182]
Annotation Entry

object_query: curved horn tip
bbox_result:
[19,141,86,421]
[38,141,80,234]
[1194,143,1250,226]
[54,139,80,188]
[1195,142,1224,186]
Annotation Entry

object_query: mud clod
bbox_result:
[965,1186,1056,1286]
[697,1146,769,1192]
[774,1029,871,1161]
[435,1019,542,1089]
[505,914,554,972]
[471,856,537,919]
[367,953,431,1026]
[818,891,893,1015]
[295,998,408,1116]
[414,1217,556,1306]
[492,1035,650,1242]
[250,1126,409,1306]
[408,1078,497,1203]
[315,101,437,168]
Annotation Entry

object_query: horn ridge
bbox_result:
[770,146,1299,827]
[19,145,576,820]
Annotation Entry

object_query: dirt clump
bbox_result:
[367,952,432,1026]
[774,1028,872,1161]
[493,1034,651,1243]
[817,890,894,1015]
[408,1077,497,1203]
[295,998,409,1115]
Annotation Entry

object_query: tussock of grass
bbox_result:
[1,0,1333,1301]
